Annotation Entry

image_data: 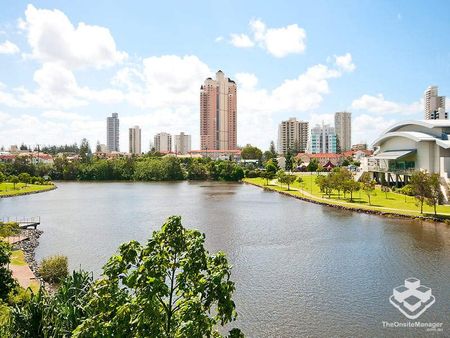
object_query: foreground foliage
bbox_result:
[4,216,243,337]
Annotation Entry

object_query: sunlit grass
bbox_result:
[244,175,450,218]
[10,250,27,266]
[0,182,54,197]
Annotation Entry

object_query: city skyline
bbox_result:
[1,2,450,150]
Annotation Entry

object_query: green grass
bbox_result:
[10,250,27,266]
[245,174,450,219]
[0,182,54,197]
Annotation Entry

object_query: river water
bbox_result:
[0,181,449,337]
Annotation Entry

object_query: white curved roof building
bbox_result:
[367,120,450,183]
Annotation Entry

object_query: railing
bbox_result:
[366,165,415,175]
[1,216,40,224]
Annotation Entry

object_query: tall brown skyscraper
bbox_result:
[200,70,237,150]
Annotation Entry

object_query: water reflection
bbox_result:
[0,181,449,336]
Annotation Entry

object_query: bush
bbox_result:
[245,169,260,178]
[38,255,68,284]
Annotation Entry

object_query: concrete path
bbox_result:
[10,263,38,289]
[5,235,29,245]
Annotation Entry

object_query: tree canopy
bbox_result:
[5,216,244,337]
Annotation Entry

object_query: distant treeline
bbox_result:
[0,156,246,182]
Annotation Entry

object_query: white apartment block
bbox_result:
[106,113,120,152]
[154,132,172,153]
[174,132,191,154]
[277,118,308,154]
[129,125,142,155]
[335,112,352,152]
[424,86,446,120]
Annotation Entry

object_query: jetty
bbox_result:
[1,216,41,229]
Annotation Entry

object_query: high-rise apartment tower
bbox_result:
[424,86,446,120]
[200,70,237,150]
[277,118,309,155]
[334,112,352,152]
[128,125,141,155]
[107,113,120,152]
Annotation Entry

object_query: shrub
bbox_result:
[38,255,68,284]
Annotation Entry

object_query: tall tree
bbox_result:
[360,173,376,206]
[285,149,294,172]
[79,138,92,163]
[410,171,431,214]
[73,216,242,337]
[241,144,263,161]
[269,141,277,157]
[426,173,443,215]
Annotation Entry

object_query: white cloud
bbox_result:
[113,54,211,109]
[334,53,355,72]
[42,110,89,121]
[19,4,127,69]
[0,111,104,148]
[230,33,254,48]
[0,40,19,54]
[230,19,306,57]
[0,62,124,109]
[351,94,421,115]
[235,72,258,89]
[214,36,224,42]
[353,114,398,145]
[235,55,354,147]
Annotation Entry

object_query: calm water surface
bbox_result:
[1,181,449,337]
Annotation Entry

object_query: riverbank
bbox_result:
[8,229,43,290]
[0,183,56,198]
[243,177,450,224]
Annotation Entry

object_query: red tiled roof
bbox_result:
[297,153,343,159]
[189,150,241,154]
[0,154,15,159]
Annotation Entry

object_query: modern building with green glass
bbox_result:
[310,122,337,154]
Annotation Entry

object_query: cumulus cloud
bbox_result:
[113,54,211,109]
[19,4,127,69]
[334,53,355,72]
[230,19,306,57]
[230,33,254,48]
[0,111,104,148]
[0,62,124,109]
[42,110,90,121]
[353,114,398,145]
[0,40,19,54]
[235,55,354,147]
[351,94,421,115]
[235,73,258,89]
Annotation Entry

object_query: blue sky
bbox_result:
[0,1,449,151]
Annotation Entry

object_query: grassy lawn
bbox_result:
[245,175,450,218]
[10,250,27,266]
[0,182,54,197]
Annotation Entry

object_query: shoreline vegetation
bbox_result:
[0,216,243,337]
[244,176,450,224]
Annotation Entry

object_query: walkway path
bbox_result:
[10,263,38,289]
